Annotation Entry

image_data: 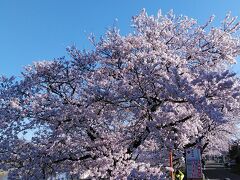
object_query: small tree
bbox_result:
[229,141,240,162]
[1,10,240,179]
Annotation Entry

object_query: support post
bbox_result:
[170,151,174,180]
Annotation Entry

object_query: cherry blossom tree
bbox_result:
[1,9,240,179]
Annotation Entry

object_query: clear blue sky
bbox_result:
[1,0,240,77]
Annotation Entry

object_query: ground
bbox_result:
[204,161,240,180]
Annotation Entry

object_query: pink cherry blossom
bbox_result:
[0,10,240,179]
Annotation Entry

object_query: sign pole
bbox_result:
[169,151,174,180]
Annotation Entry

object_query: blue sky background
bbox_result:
[1,0,240,77]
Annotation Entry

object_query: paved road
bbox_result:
[204,163,240,180]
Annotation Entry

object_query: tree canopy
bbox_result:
[1,10,240,179]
